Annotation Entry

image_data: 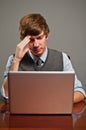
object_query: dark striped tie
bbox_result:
[36,58,42,67]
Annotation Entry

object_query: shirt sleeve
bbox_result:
[1,55,14,99]
[4,55,14,79]
[62,52,86,98]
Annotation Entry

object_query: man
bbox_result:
[1,13,86,103]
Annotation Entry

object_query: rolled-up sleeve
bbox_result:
[62,52,86,98]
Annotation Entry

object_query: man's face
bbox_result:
[28,32,48,56]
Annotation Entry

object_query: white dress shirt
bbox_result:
[1,47,86,99]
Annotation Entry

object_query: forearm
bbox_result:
[3,36,30,99]
[10,57,20,71]
[3,58,20,98]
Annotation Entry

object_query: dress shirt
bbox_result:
[1,47,86,99]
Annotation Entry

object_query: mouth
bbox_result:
[32,48,42,55]
[33,47,40,52]
[34,49,40,53]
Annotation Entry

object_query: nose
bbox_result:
[33,40,39,47]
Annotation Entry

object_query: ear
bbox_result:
[46,32,50,40]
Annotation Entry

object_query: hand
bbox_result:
[14,36,31,62]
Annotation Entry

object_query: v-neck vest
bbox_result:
[18,48,63,71]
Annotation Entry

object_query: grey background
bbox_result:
[0,0,86,92]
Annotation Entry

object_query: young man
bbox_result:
[1,13,86,103]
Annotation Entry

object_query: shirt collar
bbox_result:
[28,47,48,63]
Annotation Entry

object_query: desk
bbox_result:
[0,101,86,130]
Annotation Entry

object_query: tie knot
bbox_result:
[36,58,43,67]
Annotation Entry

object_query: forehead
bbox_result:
[31,31,44,38]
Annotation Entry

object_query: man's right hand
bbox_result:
[14,35,31,62]
[10,36,31,71]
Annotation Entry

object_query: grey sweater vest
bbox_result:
[18,48,63,71]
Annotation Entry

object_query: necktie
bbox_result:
[36,58,42,67]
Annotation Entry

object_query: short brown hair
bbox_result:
[19,13,50,40]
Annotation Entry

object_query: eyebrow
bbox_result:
[30,34,44,39]
[32,32,44,37]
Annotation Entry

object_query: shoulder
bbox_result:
[62,52,70,59]
[8,54,14,61]
[8,54,14,59]
[6,54,14,66]
[48,48,62,54]
[48,48,70,60]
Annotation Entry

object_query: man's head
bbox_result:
[19,13,50,40]
[19,13,50,56]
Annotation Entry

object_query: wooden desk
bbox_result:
[0,100,86,130]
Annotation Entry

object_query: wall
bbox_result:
[0,0,86,91]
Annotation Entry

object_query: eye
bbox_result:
[30,38,35,42]
[37,36,43,40]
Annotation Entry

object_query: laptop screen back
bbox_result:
[8,71,75,114]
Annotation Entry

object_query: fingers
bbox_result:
[22,47,30,56]
[19,35,31,49]
[14,36,31,62]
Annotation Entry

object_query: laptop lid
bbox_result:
[8,71,75,114]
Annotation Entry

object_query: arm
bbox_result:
[3,57,20,97]
[2,36,31,98]
[63,52,86,103]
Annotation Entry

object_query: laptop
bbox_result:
[8,71,75,114]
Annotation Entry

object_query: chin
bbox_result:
[34,52,42,56]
